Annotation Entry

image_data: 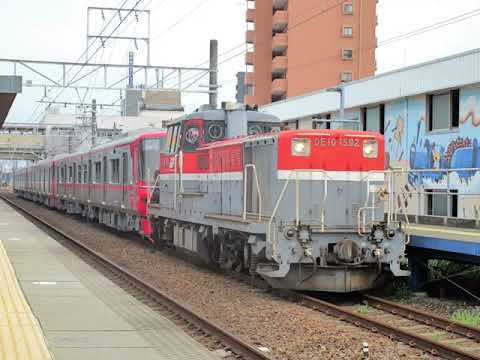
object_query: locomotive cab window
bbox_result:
[139,138,163,184]
[166,124,182,154]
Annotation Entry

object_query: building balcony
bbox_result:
[272,0,288,11]
[246,30,255,44]
[271,78,287,96]
[245,72,254,85]
[272,33,288,54]
[272,56,287,74]
[272,10,288,32]
[245,51,255,65]
[246,8,255,22]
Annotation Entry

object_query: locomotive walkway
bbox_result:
[0,198,220,360]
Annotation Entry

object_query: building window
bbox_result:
[94,162,101,183]
[341,71,353,82]
[342,26,353,37]
[427,89,460,131]
[110,159,120,184]
[246,84,254,96]
[343,3,353,15]
[362,104,385,134]
[342,49,353,60]
[426,189,457,217]
[313,114,331,129]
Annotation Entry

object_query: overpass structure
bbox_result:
[0,76,21,129]
[0,124,47,161]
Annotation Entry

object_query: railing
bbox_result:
[357,170,410,243]
[266,169,330,262]
[388,167,480,225]
[243,164,263,221]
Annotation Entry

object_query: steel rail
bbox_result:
[364,295,480,343]
[0,194,274,360]
[297,293,480,360]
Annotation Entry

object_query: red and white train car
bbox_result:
[14,130,166,237]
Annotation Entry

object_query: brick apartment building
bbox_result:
[244,0,377,106]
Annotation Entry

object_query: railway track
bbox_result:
[0,194,274,360]
[292,293,480,360]
[4,193,480,360]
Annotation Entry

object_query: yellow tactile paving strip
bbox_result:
[0,242,52,360]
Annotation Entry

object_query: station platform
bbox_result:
[0,199,219,360]
[408,223,480,260]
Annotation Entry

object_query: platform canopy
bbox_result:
[0,76,22,128]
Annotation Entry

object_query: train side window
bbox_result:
[103,157,107,183]
[68,166,73,183]
[122,153,128,184]
[88,161,92,184]
[78,164,82,184]
[94,161,101,183]
[111,159,120,184]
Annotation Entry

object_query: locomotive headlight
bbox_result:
[363,140,378,158]
[291,138,311,156]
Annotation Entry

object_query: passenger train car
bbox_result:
[14,107,409,292]
[14,130,166,238]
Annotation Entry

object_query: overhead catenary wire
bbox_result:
[27,0,132,124]
[32,0,145,126]
[184,3,480,91]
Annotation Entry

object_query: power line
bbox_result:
[149,0,212,42]
[38,0,145,123]
[189,3,480,89]
[179,0,348,90]
[378,8,480,46]
[27,0,131,124]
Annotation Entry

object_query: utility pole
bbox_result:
[209,39,218,109]
[91,99,97,147]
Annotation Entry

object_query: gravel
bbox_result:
[8,196,436,360]
[398,293,480,320]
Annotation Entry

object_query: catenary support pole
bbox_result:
[209,39,218,109]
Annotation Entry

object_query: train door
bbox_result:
[102,156,107,202]
[122,152,128,205]
[244,146,254,215]
[88,159,92,201]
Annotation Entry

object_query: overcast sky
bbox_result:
[2,0,480,123]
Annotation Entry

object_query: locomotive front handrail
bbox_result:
[267,169,331,261]
[243,164,263,222]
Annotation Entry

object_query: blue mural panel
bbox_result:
[384,86,480,220]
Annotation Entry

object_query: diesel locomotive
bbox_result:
[13,107,409,292]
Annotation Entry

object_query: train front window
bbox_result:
[139,138,162,184]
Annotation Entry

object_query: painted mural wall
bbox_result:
[383,85,480,220]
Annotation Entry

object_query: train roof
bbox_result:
[168,109,279,126]
[32,129,166,165]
